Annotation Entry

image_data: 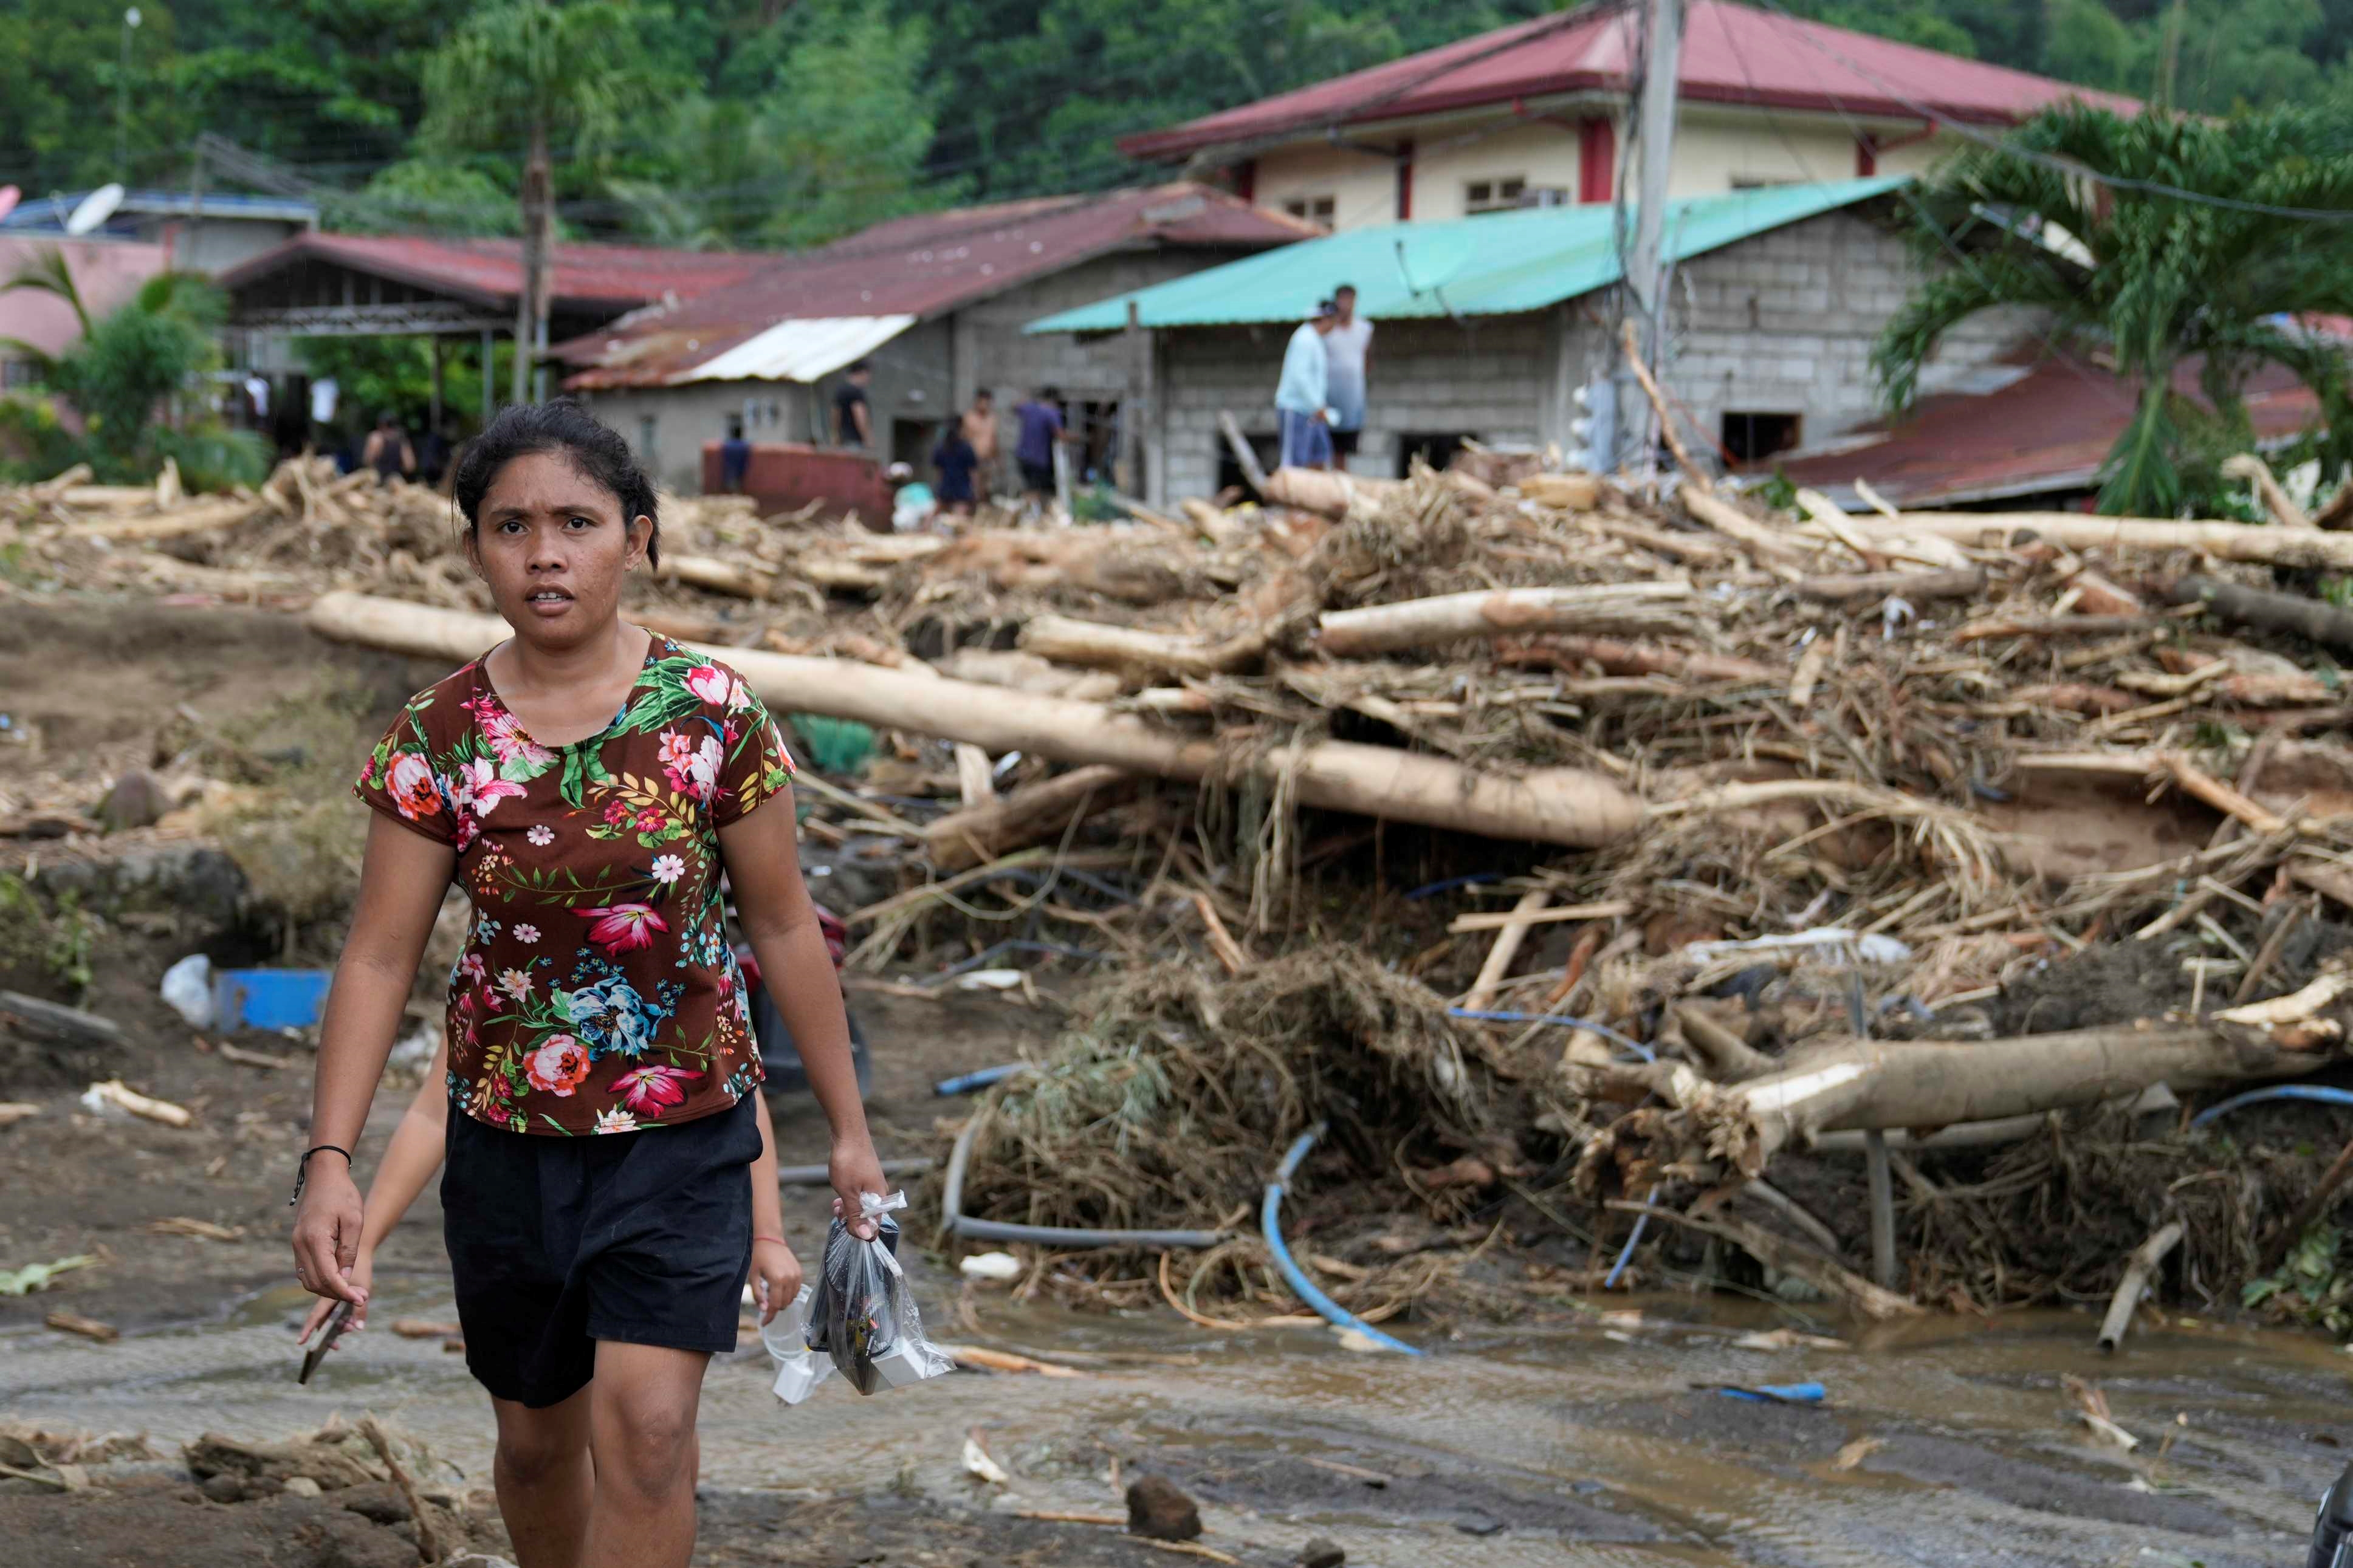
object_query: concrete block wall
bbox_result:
[1142,209,2045,501]
[1158,317,1553,501]
[1654,209,2038,459]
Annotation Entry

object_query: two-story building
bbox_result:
[1121,0,2134,230]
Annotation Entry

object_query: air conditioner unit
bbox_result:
[1519,186,1573,208]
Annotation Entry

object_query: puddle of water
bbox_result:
[0,1278,2338,1566]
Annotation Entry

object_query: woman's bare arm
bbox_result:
[298,1036,450,1341]
[291,813,455,1305]
[718,788,887,1236]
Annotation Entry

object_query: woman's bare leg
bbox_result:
[582,1341,709,1568]
[489,1388,594,1568]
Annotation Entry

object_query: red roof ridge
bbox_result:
[1121,0,2138,162]
[553,183,1315,389]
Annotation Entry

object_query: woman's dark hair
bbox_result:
[452,399,662,567]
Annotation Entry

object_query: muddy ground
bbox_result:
[4,595,2353,1566]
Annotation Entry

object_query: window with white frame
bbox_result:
[1282,194,1336,228]
[1464,177,1527,214]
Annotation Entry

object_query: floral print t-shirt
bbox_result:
[354,635,795,1136]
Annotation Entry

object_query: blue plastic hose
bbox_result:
[2190,1083,2353,1129]
[934,1063,1030,1098]
[1262,1125,1424,1356]
[1605,1185,1660,1289]
[1716,1382,1827,1403]
[1447,1007,1657,1062]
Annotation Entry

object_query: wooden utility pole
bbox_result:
[1613,0,1683,478]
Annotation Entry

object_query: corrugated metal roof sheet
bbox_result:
[682,315,917,383]
[1026,176,1906,332]
[557,182,1316,389]
[216,233,771,311]
[1765,354,2324,508]
[1122,0,2140,162]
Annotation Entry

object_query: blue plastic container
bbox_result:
[214,968,332,1031]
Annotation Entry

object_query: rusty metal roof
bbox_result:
[1122,1,2138,162]
[216,233,772,312]
[555,183,1317,389]
[1764,355,2323,509]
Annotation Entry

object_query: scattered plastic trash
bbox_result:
[213,968,332,1032]
[806,1191,953,1395]
[761,1284,830,1406]
[159,954,214,1027]
[953,969,1027,991]
[958,1250,1022,1282]
[1681,928,1912,966]
[0,1255,97,1296]
[961,1434,1009,1484]
[1713,1381,1828,1404]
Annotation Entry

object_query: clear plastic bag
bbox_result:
[804,1191,954,1395]
[759,1284,831,1406]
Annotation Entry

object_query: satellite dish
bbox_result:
[0,187,19,225]
[1390,230,1477,296]
[64,183,125,236]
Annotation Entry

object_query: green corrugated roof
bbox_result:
[1025,176,1908,334]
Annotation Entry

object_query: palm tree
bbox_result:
[422,0,670,405]
[1,252,240,477]
[1873,104,2353,518]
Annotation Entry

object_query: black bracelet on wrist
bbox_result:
[289,1144,353,1207]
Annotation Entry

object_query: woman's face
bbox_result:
[468,450,650,651]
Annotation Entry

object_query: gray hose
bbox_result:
[940,1098,1231,1250]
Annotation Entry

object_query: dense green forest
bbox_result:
[2,0,2349,249]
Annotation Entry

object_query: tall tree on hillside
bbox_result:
[1874,104,2353,516]
[421,0,673,403]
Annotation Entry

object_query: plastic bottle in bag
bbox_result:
[804,1191,954,1395]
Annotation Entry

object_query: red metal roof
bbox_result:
[216,233,771,311]
[1121,1,2140,162]
[1764,355,2320,508]
[556,183,1317,389]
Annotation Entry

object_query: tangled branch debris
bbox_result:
[24,448,2353,1326]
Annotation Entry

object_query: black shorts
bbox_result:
[1331,428,1361,457]
[1019,459,1054,493]
[442,1093,761,1408]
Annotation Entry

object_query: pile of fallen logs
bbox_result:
[25,443,2353,1321]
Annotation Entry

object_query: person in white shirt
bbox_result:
[309,375,340,451]
[1323,284,1374,473]
[1273,299,1338,471]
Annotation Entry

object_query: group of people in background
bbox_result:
[817,356,1080,530]
[229,368,455,488]
[1275,283,1372,472]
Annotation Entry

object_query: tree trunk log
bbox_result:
[1260,466,1402,518]
[1863,512,2353,571]
[1018,614,1273,679]
[2169,575,2353,654]
[304,593,1645,847]
[1625,1024,2316,1179]
[659,555,775,600]
[1678,485,1824,568]
[1314,583,1693,657]
[1793,567,1985,606]
[922,765,1139,872]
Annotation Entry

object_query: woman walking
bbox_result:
[291,400,886,1568]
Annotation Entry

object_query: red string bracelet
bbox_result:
[752,1235,789,1246]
